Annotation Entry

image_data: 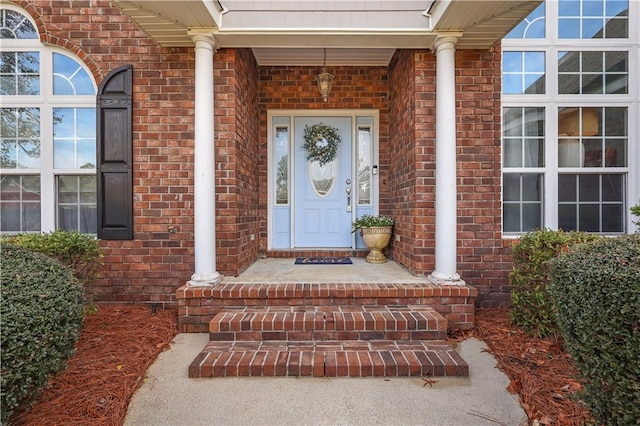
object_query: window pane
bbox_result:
[604,139,625,167]
[503,107,544,168]
[504,138,522,168]
[558,174,577,202]
[0,175,41,232]
[559,204,577,230]
[503,204,521,233]
[559,0,628,39]
[0,52,39,95]
[505,3,545,38]
[602,174,622,201]
[0,9,38,39]
[558,174,625,233]
[558,139,581,167]
[53,53,95,95]
[502,173,543,233]
[79,205,97,233]
[602,204,623,232]
[583,138,602,166]
[0,107,40,169]
[522,204,542,232]
[559,18,581,38]
[579,204,600,231]
[357,126,371,205]
[58,205,77,231]
[558,51,628,94]
[53,107,97,169]
[274,126,288,204]
[522,174,542,201]
[502,51,545,95]
[57,175,96,233]
[579,174,599,201]
[503,174,520,201]
[559,107,626,169]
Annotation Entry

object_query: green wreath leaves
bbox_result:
[303,123,341,166]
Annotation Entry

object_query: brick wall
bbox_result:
[215,48,261,276]
[455,46,513,307]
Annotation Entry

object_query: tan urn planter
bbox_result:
[359,226,393,264]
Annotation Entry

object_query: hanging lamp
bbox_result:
[316,48,334,102]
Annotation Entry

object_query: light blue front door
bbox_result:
[294,117,352,248]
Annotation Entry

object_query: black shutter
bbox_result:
[96,65,133,240]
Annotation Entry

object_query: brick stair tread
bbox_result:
[189,340,468,378]
[184,282,476,300]
[209,305,447,341]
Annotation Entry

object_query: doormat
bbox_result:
[294,257,353,265]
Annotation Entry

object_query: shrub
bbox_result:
[631,203,640,230]
[0,242,85,424]
[1,230,103,287]
[509,228,599,338]
[549,234,640,425]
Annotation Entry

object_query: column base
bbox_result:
[428,271,465,286]
[187,271,222,287]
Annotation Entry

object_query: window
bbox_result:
[502,51,545,94]
[0,6,96,234]
[502,0,636,235]
[274,126,289,205]
[502,107,545,233]
[558,51,628,94]
[357,126,372,205]
[506,3,546,38]
[558,0,628,39]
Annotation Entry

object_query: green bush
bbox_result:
[631,203,640,230]
[1,230,103,287]
[549,234,640,426]
[509,228,599,338]
[0,242,85,424]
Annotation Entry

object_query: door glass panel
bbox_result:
[357,126,371,204]
[274,126,288,204]
[308,158,336,197]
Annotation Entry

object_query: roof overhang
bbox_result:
[112,0,541,65]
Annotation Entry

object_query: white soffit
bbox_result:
[112,0,542,55]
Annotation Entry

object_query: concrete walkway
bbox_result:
[124,335,527,426]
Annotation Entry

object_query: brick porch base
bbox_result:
[177,282,477,333]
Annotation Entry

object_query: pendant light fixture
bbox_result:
[316,48,334,102]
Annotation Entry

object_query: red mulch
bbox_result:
[10,306,592,426]
[469,308,593,426]
[10,305,178,426]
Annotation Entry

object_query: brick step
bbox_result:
[179,282,477,333]
[189,340,468,378]
[210,305,447,341]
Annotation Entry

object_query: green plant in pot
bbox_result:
[352,214,395,263]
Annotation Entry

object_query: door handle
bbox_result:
[346,186,352,212]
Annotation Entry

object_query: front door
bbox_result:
[294,116,352,248]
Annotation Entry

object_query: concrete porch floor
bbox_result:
[224,257,429,284]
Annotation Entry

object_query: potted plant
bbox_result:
[352,214,395,263]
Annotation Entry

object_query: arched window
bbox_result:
[0,6,97,233]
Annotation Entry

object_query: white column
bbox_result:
[187,33,221,287]
[429,35,465,286]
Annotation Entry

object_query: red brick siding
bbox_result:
[215,49,261,276]
[455,46,513,307]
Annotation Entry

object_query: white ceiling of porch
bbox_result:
[112,0,542,65]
